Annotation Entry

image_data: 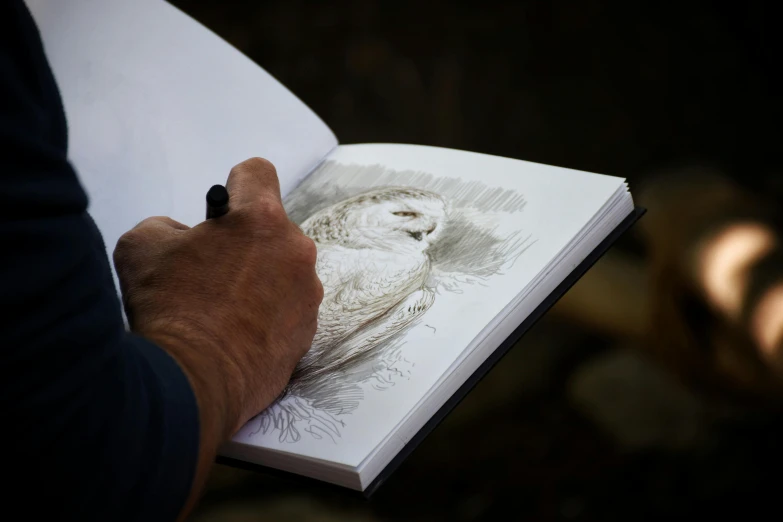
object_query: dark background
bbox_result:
[171,0,783,194]
[166,1,783,520]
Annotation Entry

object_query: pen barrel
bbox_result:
[206,202,229,219]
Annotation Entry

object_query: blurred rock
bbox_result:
[567,348,709,450]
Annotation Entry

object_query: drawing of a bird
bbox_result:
[288,187,447,396]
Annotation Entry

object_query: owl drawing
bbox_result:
[286,187,447,401]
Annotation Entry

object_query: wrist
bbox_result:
[140,319,247,441]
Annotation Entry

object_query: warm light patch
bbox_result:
[698,223,776,320]
[751,282,783,361]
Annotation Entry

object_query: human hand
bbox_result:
[113,157,323,437]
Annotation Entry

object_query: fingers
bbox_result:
[115,216,188,268]
[132,216,190,232]
[125,217,189,244]
[226,157,282,208]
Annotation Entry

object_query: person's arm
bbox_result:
[1,3,322,520]
[114,158,323,519]
[1,5,199,519]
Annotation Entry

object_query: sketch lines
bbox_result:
[248,161,533,442]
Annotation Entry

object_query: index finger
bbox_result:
[131,216,190,232]
[225,157,282,208]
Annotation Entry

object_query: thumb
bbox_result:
[225,157,282,208]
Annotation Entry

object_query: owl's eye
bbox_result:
[392,211,419,218]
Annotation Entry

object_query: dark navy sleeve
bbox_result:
[1,2,199,520]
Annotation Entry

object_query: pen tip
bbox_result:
[206,184,229,207]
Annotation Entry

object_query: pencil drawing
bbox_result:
[249,161,533,443]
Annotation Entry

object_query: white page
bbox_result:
[227,143,627,469]
[25,0,337,288]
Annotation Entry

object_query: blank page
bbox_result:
[25,0,338,285]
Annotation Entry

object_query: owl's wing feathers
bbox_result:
[299,244,431,370]
[330,286,434,364]
[301,287,436,383]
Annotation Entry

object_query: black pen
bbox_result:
[206,184,230,219]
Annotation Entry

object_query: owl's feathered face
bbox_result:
[302,187,447,254]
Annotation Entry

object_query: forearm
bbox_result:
[143,326,249,520]
[1,3,208,517]
[5,328,201,521]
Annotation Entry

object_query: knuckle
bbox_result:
[246,156,277,174]
[134,216,164,230]
[237,197,286,229]
[256,197,287,225]
[287,236,319,278]
[228,162,243,179]
[233,157,277,177]
[114,230,142,260]
[115,218,161,256]
[312,276,325,304]
[114,218,161,255]
[296,235,318,266]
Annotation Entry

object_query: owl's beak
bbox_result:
[407,224,437,242]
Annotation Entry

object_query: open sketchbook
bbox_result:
[27,0,642,493]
